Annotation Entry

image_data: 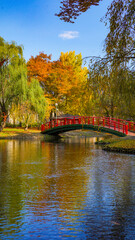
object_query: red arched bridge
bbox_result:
[41,116,135,136]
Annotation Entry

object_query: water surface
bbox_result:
[0,137,135,239]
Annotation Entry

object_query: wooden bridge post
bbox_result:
[123,124,125,134]
[125,124,128,135]
[41,124,45,132]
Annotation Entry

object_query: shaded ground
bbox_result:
[60,129,111,138]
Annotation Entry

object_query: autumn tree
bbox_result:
[56,0,135,120]
[27,51,88,115]
[46,51,88,113]
[0,37,27,131]
[56,0,101,23]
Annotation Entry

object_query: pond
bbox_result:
[0,136,135,239]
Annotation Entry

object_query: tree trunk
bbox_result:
[0,110,8,132]
[0,120,6,132]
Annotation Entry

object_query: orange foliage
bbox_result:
[27,52,52,86]
[27,51,88,114]
[0,112,7,123]
[27,53,75,101]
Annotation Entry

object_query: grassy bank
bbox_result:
[96,137,135,154]
[0,127,42,140]
[0,127,62,141]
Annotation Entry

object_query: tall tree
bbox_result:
[11,79,47,129]
[104,0,135,66]
[46,51,88,113]
[56,0,135,65]
[27,51,88,113]
[56,0,101,23]
[0,37,27,131]
[27,52,52,87]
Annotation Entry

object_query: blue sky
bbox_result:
[0,0,112,62]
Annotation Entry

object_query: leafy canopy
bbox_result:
[27,51,88,104]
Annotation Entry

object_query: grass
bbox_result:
[105,139,135,149]
[98,137,135,154]
[95,137,123,145]
[0,127,41,139]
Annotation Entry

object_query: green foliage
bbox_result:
[10,79,47,129]
[104,0,135,66]
[27,78,47,121]
[88,59,135,120]
[0,37,27,130]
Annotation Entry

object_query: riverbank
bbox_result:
[0,128,110,140]
[0,128,44,140]
[96,136,135,154]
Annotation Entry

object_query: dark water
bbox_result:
[0,136,135,240]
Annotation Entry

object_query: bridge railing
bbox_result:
[40,116,135,135]
[105,117,135,132]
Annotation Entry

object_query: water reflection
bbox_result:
[0,137,135,239]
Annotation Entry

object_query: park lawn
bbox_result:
[0,128,41,138]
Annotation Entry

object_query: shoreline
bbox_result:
[0,128,109,140]
[1,128,135,154]
[0,128,44,140]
